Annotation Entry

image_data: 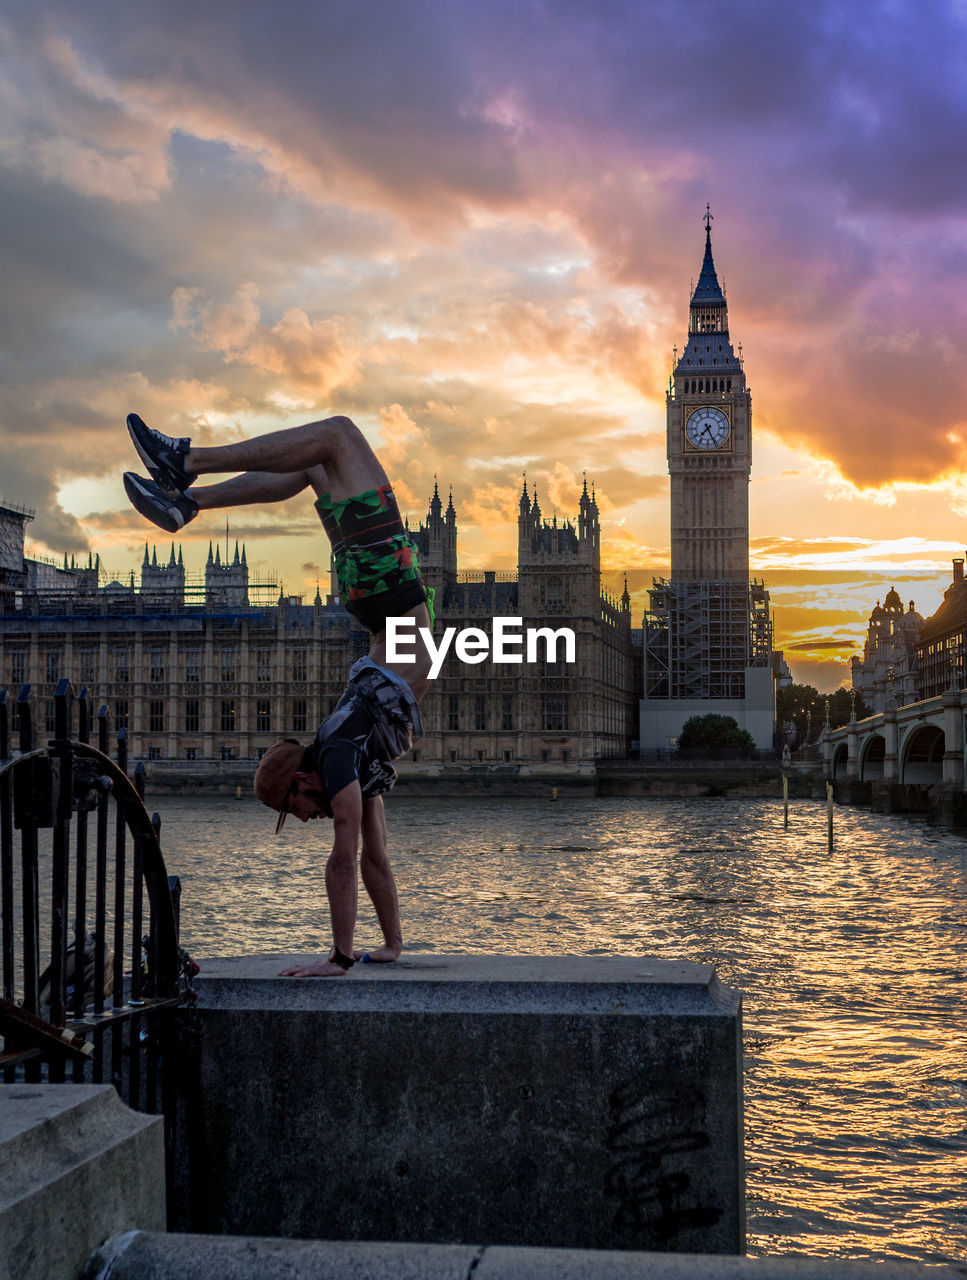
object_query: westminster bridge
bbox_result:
[821,691,966,791]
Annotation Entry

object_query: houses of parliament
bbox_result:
[0,214,781,769]
[0,477,639,771]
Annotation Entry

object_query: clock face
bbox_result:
[685,406,730,450]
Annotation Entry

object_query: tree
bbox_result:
[677,714,755,757]
[776,683,823,743]
[776,683,871,746]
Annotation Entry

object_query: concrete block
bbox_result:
[86,1232,481,1280]
[86,1233,967,1280]
[0,1084,165,1280]
[187,955,743,1253]
[474,1245,967,1279]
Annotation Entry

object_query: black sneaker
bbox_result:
[126,413,197,493]
[124,472,199,533]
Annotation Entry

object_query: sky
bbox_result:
[2,0,967,691]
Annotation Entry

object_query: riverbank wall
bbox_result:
[139,758,790,800]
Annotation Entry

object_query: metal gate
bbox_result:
[0,679,192,1224]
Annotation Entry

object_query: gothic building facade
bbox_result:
[641,211,775,751]
[0,483,638,770]
[850,587,923,711]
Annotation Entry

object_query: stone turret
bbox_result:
[517,474,601,617]
[206,538,249,610]
[140,541,185,609]
[412,479,457,600]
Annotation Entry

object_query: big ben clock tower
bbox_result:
[669,206,751,582]
[641,208,775,751]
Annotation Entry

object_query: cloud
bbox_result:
[785,638,857,653]
[171,283,363,396]
[1,0,966,674]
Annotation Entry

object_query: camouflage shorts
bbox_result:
[316,486,427,632]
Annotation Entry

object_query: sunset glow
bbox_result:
[3,1,966,690]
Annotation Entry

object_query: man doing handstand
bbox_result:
[123,413,434,977]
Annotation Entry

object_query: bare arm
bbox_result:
[359,795,403,961]
[327,781,363,959]
[276,779,364,978]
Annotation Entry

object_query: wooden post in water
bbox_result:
[783,774,789,828]
[826,781,834,850]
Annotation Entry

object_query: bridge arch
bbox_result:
[832,741,849,779]
[900,724,945,785]
[860,733,885,780]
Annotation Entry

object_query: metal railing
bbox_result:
[0,679,191,1224]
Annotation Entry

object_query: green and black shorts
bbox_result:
[315,484,428,634]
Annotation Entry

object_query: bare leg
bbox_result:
[357,797,403,962]
[185,416,387,503]
[190,468,320,510]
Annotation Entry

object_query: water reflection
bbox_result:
[156,794,966,1264]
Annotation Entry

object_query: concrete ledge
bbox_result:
[186,955,744,1254]
[194,953,740,1014]
[87,1232,967,1280]
[0,1085,165,1280]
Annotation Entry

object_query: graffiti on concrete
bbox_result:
[605,1074,723,1242]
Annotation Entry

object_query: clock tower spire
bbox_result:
[641,208,774,751]
[668,207,750,582]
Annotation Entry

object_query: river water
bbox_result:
[154,793,967,1265]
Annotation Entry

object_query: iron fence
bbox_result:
[0,678,192,1225]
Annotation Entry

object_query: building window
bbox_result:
[220,651,236,683]
[448,696,460,731]
[449,749,457,763]
[185,747,197,761]
[540,749,549,763]
[256,700,271,731]
[292,698,308,732]
[542,694,569,731]
[149,700,165,733]
[562,749,570,763]
[9,651,26,686]
[476,749,484,762]
[501,695,514,731]
[44,700,55,733]
[45,652,61,684]
[184,699,200,733]
[78,649,97,685]
[503,749,512,763]
[256,648,272,681]
[220,745,234,761]
[115,700,129,730]
[412,750,419,763]
[184,649,202,682]
[291,648,307,681]
[149,649,165,682]
[474,695,486,731]
[114,650,130,684]
[148,746,163,761]
[220,700,236,732]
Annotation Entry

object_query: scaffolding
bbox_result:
[644,577,773,701]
